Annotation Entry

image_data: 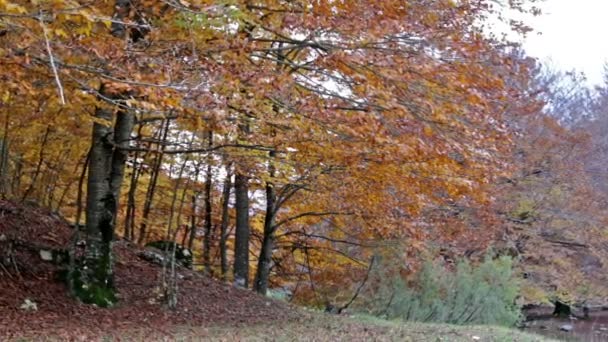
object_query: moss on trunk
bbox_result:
[70,254,117,307]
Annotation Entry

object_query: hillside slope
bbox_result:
[0,200,298,339]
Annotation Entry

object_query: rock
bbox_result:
[36,248,68,264]
[560,324,573,332]
[20,298,38,311]
[39,249,53,261]
[144,241,193,268]
[138,249,165,265]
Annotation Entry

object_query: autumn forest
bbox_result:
[2,0,608,340]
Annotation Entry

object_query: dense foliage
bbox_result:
[362,256,521,326]
[3,0,607,319]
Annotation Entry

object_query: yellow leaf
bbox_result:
[423,125,433,137]
[54,28,69,38]
[4,2,27,14]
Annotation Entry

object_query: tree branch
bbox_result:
[39,14,65,105]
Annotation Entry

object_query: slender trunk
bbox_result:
[187,194,197,250]
[233,172,250,288]
[44,147,70,207]
[123,164,137,240]
[0,110,10,197]
[174,179,191,244]
[68,149,90,295]
[138,119,170,244]
[163,145,191,309]
[55,151,88,212]
[21,125,51,202]
[219,164,232,281]
[187,161,202,251]
[181,222,190,246]
[11,154,22,195]
[125,123,145,240]
[202,131,213,274]
[75,150,91,231]
[254,150,276,294]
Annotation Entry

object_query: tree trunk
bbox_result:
[110,111,135,220]
[125,123,148,240]
[77,108,133,307]
[202,131,213,274]
[21,125,51,202]
[138,119,169,244]
[77,92,117,306]
[219,164,232,281]
[124,154,140,240]
[70,0,135,307]
[233,172,250,288]
[254,150,276,294]
[0,110,10,197]
[162,151,190,309]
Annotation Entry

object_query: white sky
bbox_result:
[520,0,608,85]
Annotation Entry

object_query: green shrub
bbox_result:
[364,255,522,326]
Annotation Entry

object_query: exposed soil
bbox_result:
[0,200,299,340]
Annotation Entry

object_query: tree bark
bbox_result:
[124,123,147,240]
[110,111,135,220]
[138,119,169,244]
[21,125,51,202]
[233,172,250,288]
[186,163,202,252]
[78,91,117,306]
[219,164,232,281]
[202,131,213,274]
[0,110,10,197]
[254,150,276,294]
[79,110,133,301]
[74,0,134,306]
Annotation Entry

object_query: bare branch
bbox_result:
[38,14,65,105]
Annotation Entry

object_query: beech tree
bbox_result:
[0,0,543,305]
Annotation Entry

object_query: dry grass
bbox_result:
[94,312,558,342]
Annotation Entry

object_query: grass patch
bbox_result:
[92,313,557,341]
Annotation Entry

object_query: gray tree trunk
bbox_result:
[78,94,117,306]
[233,172,250,288]
[138,119,169,243]
[254,150,276,294]
[202,131,213,274]
[74,0,133,306]
[110,111,135,216]
[219,164,232,280]
[0,112,10,197]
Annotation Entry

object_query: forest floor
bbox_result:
[0,200,553,341]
